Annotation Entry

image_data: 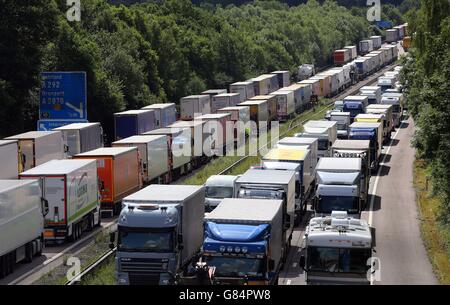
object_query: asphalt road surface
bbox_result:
[280,116,437,285]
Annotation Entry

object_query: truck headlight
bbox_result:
[234,246,241,253]
[227,246,233,253]
[241,247,248,253]
[118,278,127,284]
[219,246,226,252]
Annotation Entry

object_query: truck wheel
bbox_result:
[294,212,301,227]
[87,214,94,231]
[0,256,6,279]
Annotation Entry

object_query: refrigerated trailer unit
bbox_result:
[276,136,319,168]
[230,81,255,103]
[370,36,382,49]
[386,29,399,43]
[0,140,20,179]
[141,103,177,128]
[344,46,358,60]
[5,131,65,172]
[54,122,104,157]
[333,49,351,66]
[0,179,46,278]
[197,113,234,155]
[211,93,241,113]
[237,100,268,132]
[73,147,141,216]
[272,90,295,121]
[180,95,211,120]
[20,159,101,243]
[114,110,156,141]
[112,135,169,184]
[143,127,192,180]
[359,40,374,55]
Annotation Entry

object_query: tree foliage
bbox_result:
[400,0,450,224]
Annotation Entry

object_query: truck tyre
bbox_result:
[0,256,6,279]
[87,214,94,231]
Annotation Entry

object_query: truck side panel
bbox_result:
[79,124,103,153]
[113,151,140,202]
[147,136,169,180]
[0,181,43,257]
[35,133,64,167]
[0,142,19,179]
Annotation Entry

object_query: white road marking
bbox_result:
[9,221,116,285]
[367,120,404,285]
[286,280,292,285]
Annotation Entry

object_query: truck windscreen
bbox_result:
[318,139,329,151]
[118,227,174,252]
[205,256,264,278]
[206,186,234,199]
[307,247,371,274]
[317,196,359,214]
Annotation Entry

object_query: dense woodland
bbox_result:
[400,0,450,242]
[0,0,396,141]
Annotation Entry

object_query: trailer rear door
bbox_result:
[44,176,66,225]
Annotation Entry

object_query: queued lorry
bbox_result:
[73,147,141,217]
[235,169,295,257]
[272,90,296,121]
[378,76,396,93]
[237,100,268,132]
[261,148,315,224]
[196,113,234,155]
[313,158,365,216]
[19,159,101,243]
[0,180,47,278]
[54,122,104,157]
[217,106,251,144]
[0,140,20,179]
[114,110,156,141]
[332,139,371,208]
[343,95,369,123]
[195,198,285,285]
[112,135,170,184]
[299,211,374,285]
[111,184,205,285]
[381,92,404,127]
[329,112,351,139]
[180,95,211,120]
[229,81,255,102]
[204,175,239,212]
[210,93,241,114]
[201,89,227,97]
[144,127,192,181]
[250,94,278,123]
[349,122,383,172]
[141,103,177,128]
[359,86,382,104]
[5,131,65,172]
[295,120,337,158]
[271,70,290,88]
[366,104,394,135]
[276,136,318,167]
[355,113,390,144]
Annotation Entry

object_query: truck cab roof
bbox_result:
[332,140,371,150]
[278,137,318,146]
[237,169,295,185]
[316,157,361,172]
[350,122,382,129]
[263,148,310,162]
[205,175,238,186]
[123,184,204,203]
[306,212,372,248]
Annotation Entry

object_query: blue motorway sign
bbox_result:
[37,119,88,131]
[40,72,87,120]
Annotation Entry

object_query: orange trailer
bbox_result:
[73,147,141,216]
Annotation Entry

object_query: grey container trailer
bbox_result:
[271,71,291,88]
[229,81,255,103]
[0,140,20,179]
[54,122,103,157]
[114,110,156,141]
[0,179,45,278]
[116,185,205,285]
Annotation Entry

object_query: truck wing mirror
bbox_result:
[41,198,49,216]
[268,259,275,271]
[299,255,306,269]
[109,232,115,249]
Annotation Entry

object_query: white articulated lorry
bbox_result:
[0,179,47,278]
[20,159,101,243]
[329,112,351,139]
[54,122,104,157]
[0,140,20,179]
[295,120,337,158]
[111,185,205,285]
[299,211,374,285]
[314,157,365,216]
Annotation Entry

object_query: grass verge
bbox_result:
[413,159,450,284]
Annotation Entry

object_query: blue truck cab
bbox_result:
[349,122,383,172]
[201,198,284,285]
[343,96,369,123]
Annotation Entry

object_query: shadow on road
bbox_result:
[399,122,409,129]
[380,153,392,163]
[389,139,400,146]
[377,165,391,177]
[367,194,382,211]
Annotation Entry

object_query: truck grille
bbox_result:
[120,258,167,285]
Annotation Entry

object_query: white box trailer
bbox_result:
[0,179,45,278]
[201,89,227,96]
[386,29,399,42]
[359,40,374,54]
[344,45,358,60]
[180,95,211,120]
[276,136,319,169]
[54,122,104,157]
[229,81,255,102]
[211,93,241,113]
[318,70,339,96]
[20,159,101,243]
[112,135,169,183]
[359,86,382,104]
[328,68,346,92]
[272,90,295,120]
[370,36,382,49]
[5,131,65,172]
[297,120,338,158]
[141,103,177,128]
[0,140,20,179]
[271,70,291,88]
